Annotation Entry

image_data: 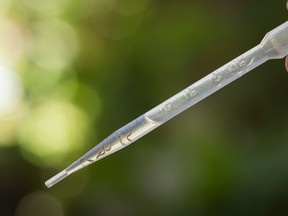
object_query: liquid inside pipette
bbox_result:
[46,21,288,188]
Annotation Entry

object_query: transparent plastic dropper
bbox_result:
[46,21,288,188]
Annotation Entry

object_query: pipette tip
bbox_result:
[45,170,68,188]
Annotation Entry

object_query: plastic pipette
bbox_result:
[46,21,288,188]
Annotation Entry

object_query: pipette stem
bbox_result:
[45,21,288,188]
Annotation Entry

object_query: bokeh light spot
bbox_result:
[0,0,12,16]
[0,117,20,146]
[15,191,64,216]
[20,0,69,17]
[25,66,79,102]
[0,19,26,67]
[28,19,78,71]
[0,65,23,117]
[19,99,89,167]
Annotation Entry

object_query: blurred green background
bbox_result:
[1,0,288,215]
